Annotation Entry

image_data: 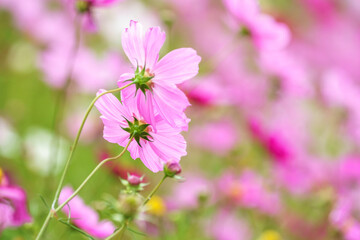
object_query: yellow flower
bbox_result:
[0,167,3,184]
[146,195,166,216]
[258,230,281,240]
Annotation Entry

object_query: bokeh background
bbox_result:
[1,0,360,239]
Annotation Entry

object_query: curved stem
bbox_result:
[55,137,133,212]
[105,221,128,240]
[52,83,133,209]
[35,83,133,240]
[143,175,167,206]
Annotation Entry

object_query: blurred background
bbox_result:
[1,0,360,239]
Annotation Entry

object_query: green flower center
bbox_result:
[132,66,155,95]
[121,117,153,147]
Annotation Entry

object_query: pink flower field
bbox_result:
[0,0,360,239]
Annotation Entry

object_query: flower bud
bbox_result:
[118,194,142,219]
[164,161,181,177]
[128,175,141,186]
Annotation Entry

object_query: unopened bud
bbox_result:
[164,161,181,177]
[128,175,141,186]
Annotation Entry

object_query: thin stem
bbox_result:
[35,211,53,240]
[35,83,133,240]
[143,175,167,206]
[55,137,133,213]
[52,83,133,209]
[105,221,128,240]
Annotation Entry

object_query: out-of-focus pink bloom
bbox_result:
[259,50,313,99]
[218,170,281,215]
[118,20,201,129]
[59,186,115,239]
[248,117,293,163]
[166,175,213,210]
[335,156,360,187]
[95,89,187,172]
[73,50,126,92]
[330,193,360,240]
[191,119,238,156]
[39,47,125,91]
[181,77,227,107]
[209,209,251,240]
[322,69,360,111]
[0,170,32,231]
[223,0,290,51]
[274,157,333,195]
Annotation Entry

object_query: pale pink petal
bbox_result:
[154,48,201,85]
[153,84,190,128]
[95,89,132,122]
[139,142,163,172]
[251,14,291,51]
[122,20,145,68]
[223,0,259,23]
[100,117,129,145]
[144,26,166,70]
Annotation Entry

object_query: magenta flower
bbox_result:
[0,170,32,231]
[95,89,187,172]
[59,186,115,239]
[118,20,201,129]
[223,0,290,51]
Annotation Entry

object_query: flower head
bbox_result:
[118,20,201,129]
[95,89,187,172]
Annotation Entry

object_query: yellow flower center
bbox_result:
[229,183,243,200]
[146,195,166,216]
[258,230,282,240]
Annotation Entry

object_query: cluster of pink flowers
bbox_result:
[95,20,201,172]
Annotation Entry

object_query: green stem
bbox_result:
[35,83,133,240]
[105,221,128,240]
[52,83,133,209]
[55,137,133,213]
[143,175,167,206]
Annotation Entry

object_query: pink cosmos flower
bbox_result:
[95,89,187,172]
[59,186,115,239]
[223,0,290,51]
[0,170,32,231]
[118,20,201,129]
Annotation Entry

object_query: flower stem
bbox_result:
[105,221,128,240]
[143,175,167,206]
[55,137,133,213]
[52,83,133,209]
[35,83,133,240]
